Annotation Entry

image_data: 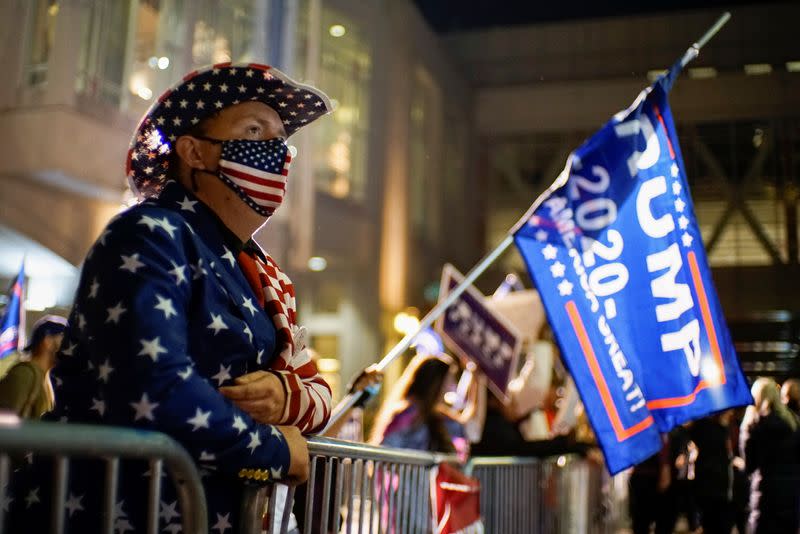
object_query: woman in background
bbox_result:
[369,353,473,457]
[740,377,800,534]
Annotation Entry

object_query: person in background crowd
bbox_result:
[688,411,735,534]
[628,436,673,534]
[781,378,800,419]
[740,377,800,534]
[369,352,474,456]
[0,315,66,418]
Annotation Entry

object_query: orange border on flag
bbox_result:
[644,251,727,410]
[565,300,654,442]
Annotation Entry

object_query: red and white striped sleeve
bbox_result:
[270,338,332,434]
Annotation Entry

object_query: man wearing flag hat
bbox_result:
[9,63,335,532]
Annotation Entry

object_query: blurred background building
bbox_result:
[0,0,797,395]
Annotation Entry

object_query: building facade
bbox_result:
[0,0,481,397]
[443,1,800,377]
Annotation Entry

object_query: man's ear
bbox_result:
[174,136,207,170]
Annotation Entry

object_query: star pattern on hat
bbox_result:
[128,63,331,199]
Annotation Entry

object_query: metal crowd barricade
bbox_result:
[246,438,617,534]
[465,455,612,534]
[0,418,207,534]
[242,437,456,534]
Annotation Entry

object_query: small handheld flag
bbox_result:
[0,262,25,360]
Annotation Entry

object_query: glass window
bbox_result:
[309,7,371,202]
[25,0,59,86]
[76,0,133,106]
[191,0,256,67]
[125,0,190,117]
[409,67,442,239]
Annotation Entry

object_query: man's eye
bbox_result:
[247,125,262,136]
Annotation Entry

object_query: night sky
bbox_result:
[412,0,779,32]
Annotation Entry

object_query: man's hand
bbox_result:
[219,370,286,425]
[277,425,309,484]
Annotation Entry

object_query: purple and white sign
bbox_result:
[435,264,521,402]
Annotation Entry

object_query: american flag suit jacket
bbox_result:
[8,181,331,533]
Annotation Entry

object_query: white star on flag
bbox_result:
[674,198,686,213]
[550,261,566,278]
[187,407,212,431]
[154,295,178,319]
[242,297,258,316]
[256,349,265,365]
[671,162,679,178]
[535,230,548,242]
[222,247,236,268]
[678,215,690,230]
[159,500,180,523]
[98,359,114,383]
[557,279,574,296]
[130,393,159,421]
[232,415,247,434]
[90,398,106,416]
[98,228,111,246]
[106,302,127,324]
[199,451,216,461]
[138,337,167,361]
[672,181,682,195]
[120,253,145,273]
[682,232,693,247]
[212,364,232,386]
[178,196,197,212]
[88,278,100,299]
[178,366,193,380]
[157,217,178,238]
[25,488,40,508]
[77,313,87,331]
[243,324,253,343]
[137,215,160,232]
[169,262,188,285]
[64,493,84,517]
[191,260,207,280]
[270,425,283,441]
[207,314,228,335]
[61,342,75,356]
[542,244,558,260]
[211,512,233,533]
[163,525,182,534]
[247,431,261,453]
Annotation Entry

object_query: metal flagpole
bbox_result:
[321,11,733,435]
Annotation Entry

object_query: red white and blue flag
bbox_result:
[0,262,25,359]
[514,59,752,474]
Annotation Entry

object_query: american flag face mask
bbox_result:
[199,136,293,217]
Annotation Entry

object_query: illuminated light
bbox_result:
[393,309,420,336]
[157,56,170,70]
[307,256,327,272]
[785,61,800,72]
[288,145,298,158]
[329,24,346,37]
[137,86,153,100]
[743,63,771,76]
[411,327,444,355]
[647,69,667,82]
[700,357,723,386]
[688,67,717,79]
[148,56,159,69]
[48,4,59,16]
[317,358,340,373]
[556,455,567,467]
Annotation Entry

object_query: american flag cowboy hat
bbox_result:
[126,63,334,198]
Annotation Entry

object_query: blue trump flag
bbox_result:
[513,60,752,474]
[0,263,25,359]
